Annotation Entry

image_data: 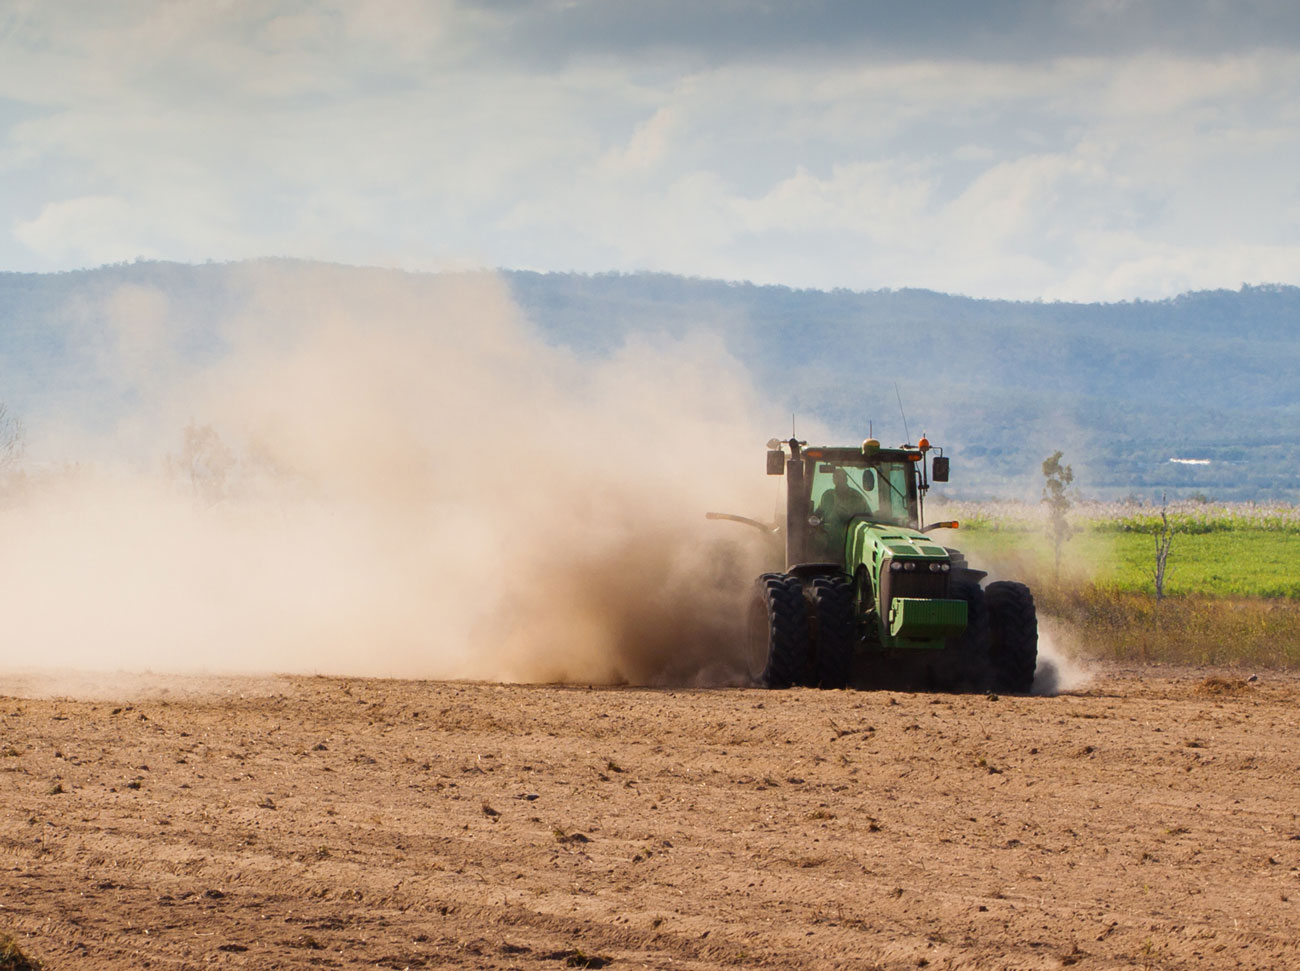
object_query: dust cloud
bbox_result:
[0,264,781,687]
[953,542,1094,695]
[1032,619,1094,695]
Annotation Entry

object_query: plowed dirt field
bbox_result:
[2,664,1298,970]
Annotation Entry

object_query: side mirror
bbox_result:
[931,456,949,482]
[766,449,785,475]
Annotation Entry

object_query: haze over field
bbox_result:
[5,263,1297,502]
[0,266,781,682]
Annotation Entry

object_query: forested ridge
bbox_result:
[2,261,1296,499]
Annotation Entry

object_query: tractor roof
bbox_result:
[803,445,921,464]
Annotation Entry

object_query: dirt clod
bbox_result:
[1195,677,1248,696]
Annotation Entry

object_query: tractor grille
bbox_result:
[889,572,948,600]
[881,570,949,617]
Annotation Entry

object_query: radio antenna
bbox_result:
[894,382,911,445]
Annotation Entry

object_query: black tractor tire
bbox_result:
[747,573,812,688]
[985,581,1038,694]
[933,578,990,692]
[810,576,855,689]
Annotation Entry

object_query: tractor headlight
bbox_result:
[889,561,902,572]
[929,562,951,573]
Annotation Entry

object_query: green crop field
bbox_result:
[928,501,1300,668]
[953,527,1300,598]
[935,500,1300,597]
[1105,530,1300,598]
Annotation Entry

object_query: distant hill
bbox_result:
[504,271,1300,501]
[2,260,1298,501]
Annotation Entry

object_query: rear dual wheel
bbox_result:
[747,574,810,688]
[809,577,854,689]
[747,574,855,689]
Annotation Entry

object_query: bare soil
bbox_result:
[2,664,1299,970]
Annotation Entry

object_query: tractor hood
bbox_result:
[845,520,952,570]
[845,518,965,648]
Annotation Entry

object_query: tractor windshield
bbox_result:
[810,459,916,529]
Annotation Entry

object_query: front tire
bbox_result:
[747,574,811,688]
[986,581,1038,694]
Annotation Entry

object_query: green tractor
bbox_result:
[714,436,1037,693]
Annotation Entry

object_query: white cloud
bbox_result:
[14,195,156,265]
[1097,54,1267,116]
[733,161,936,237]
[597,106,678,174]
[0,3,1298,298]
[953,144,997,162]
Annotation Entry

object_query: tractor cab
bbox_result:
[805,452,917,560]
[768,438,933,570]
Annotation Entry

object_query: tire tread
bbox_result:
[985,580,1038,694]
[810,576,854,689]
[753,574,811,688]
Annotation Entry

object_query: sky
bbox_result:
[1,0,1298,300]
